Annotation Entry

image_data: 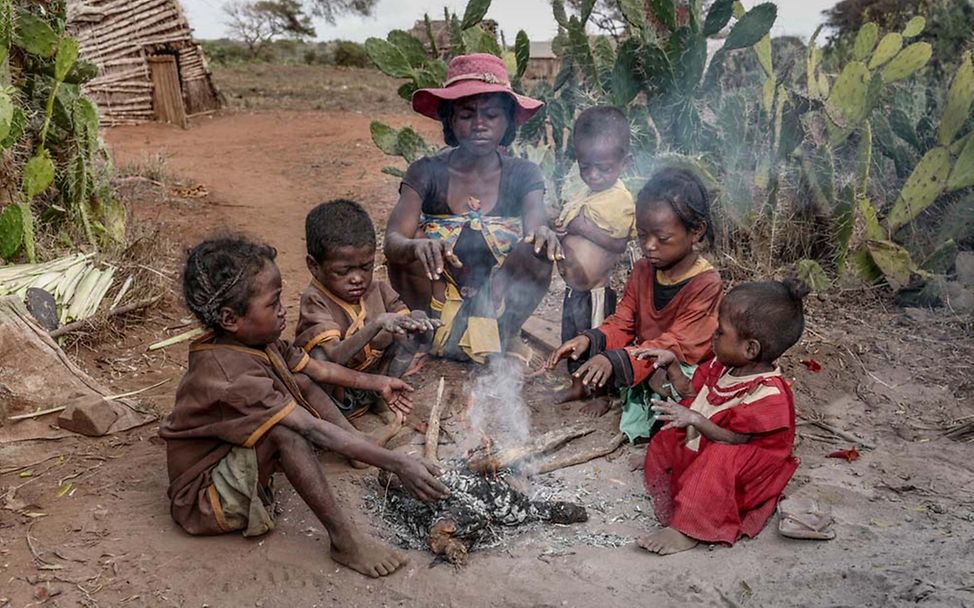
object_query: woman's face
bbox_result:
[450,93,510,155]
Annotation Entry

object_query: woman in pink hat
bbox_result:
[384,53,562,364]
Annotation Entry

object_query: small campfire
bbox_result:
[375,376,624,565]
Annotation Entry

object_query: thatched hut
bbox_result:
[67,0,221,127]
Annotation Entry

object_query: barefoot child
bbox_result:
[552,106,636,412]
[295,200,439,421]
[160,237,449,578]
[547,168,722,441]
[635,278,807,555]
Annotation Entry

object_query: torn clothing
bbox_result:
[294,278,408,372]
[159,334,317,536]
[561,286,617,374]
[556,179,635,240]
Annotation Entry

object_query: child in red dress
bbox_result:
[633,277,809,555]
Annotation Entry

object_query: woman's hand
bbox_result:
[651,399,702,431]
[523,225,564,262]
[574,353,613,389]
[412,239,462,281]
[546,335,591,368]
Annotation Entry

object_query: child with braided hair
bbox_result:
[160,236,449,578]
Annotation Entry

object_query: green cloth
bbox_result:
[619,362,696,443]
[210,446,276,537]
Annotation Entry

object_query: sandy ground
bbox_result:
[1,108,973,608]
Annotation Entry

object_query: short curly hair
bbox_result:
[572,105,631,156]
[182,235,277,330]
[305,199,376,263]
[724,277,810,363]
[438,93,518,148]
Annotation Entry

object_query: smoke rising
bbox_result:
[462,356,532,452]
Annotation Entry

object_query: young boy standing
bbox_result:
[295,200,438,421]
[553,106,635,410]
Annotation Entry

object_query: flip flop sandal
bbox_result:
[777,496,836,540]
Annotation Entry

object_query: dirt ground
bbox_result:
[2,92,974,607]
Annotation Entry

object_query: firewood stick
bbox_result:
[799,417,876,450]
[424,377,446,463]
[531,432,625,475]
[466,425,595,474]
[49,296,161,338]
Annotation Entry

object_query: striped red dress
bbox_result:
[643,360,799,544]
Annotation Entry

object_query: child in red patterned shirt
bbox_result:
[633,277,809,555]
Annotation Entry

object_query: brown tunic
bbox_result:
[293,278,408,371]
[159,334,311,535]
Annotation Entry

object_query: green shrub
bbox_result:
[333,41,370,68]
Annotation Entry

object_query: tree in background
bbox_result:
[223,0,317,59]
[307,0,378,24]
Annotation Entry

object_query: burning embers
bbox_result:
[381,462,588,565]
[374,361,625,565]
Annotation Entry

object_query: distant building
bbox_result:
[524,41,559,84]
[67,0,221,127]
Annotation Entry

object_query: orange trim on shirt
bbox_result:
[290,352,310,374]
[302,329,342,352]
[208,484,232,532]
[243,400,296,448]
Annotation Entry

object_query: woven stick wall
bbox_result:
[67,0,221,126]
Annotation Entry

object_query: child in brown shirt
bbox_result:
[160,236,448,578]
[295,200,438,421]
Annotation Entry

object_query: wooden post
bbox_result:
[148,55,187,128]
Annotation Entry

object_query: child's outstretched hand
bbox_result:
[574,353,613,389]
[546,334,591,369]
[651,399,701,431]
[393,457,450,503]
[376,377,415,415]
[409,310,442,333]
[632,348,677,368]
[378,312,420,335]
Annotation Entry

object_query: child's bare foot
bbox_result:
[402,352,427,378]
[553,378,588,404]
[330,534,408,578]
[369,412,404,447]
[580,396,612,417]
[636,527,698,555]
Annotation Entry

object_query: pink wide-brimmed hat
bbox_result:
[411,53,544,125]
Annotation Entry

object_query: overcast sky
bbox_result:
[181,0,839,42]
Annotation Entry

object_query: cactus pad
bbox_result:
[0,204,24,260]
[902,16,926,38]
[22,149,55,200]
[887,146,950,231]
[364,38,412,78]
[796,259,831,292]
[369,121,399,156]
[947,132,974,192]
[0,92,12,142]
[722,3,777,51]
[826,61,871,128]
[853,23,878,61]
[865,240,915,290]
[881,42,932,83]
[938,52,973,146]
[868,33,902,69]
[12,7,58,58]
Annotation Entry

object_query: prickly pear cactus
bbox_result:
[901,16,926,38]
[887,146,951,231]
[948,133,974,192]
[868,33,902,69]
[939,52,974,146]
[852,22,878,61]
[0,204,24,260]
[881,42,932,83]
[826,62,871,128]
